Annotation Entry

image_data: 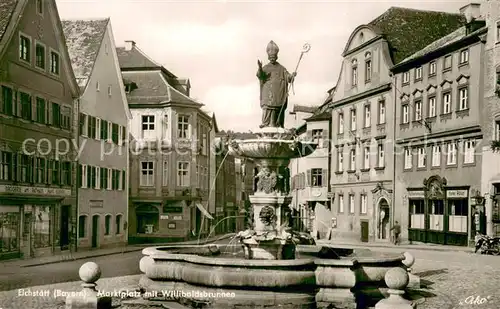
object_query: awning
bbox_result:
[196,203,214,220]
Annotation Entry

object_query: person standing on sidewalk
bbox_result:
[390,221,401,245]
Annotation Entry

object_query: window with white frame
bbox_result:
[404,148,412,169]
[81,164,87,188]
[446,142,457,165]
[464,139,475,164]
[350,109,356,131]
[414,100,422,121]
[458,88,468,110]
[365,58,372,82]
[352,59,358,86]
[349,148,356,170]
[432,145,441,167]
[177,115,189,139]
[339,113,344,134]
[339,195,344,213]
[428,97,436,117]
[429,61,437,76]
[337,148,343,172]
[361,194,367,214]
[497,21,500,42]
[415,66,423,80]
[177,161,190,187]
[459,49,469,64]
[496,120,500,140]
[140,162,154,186]
[377,143,385,168]
[363,146,370,169]
[402,72,410,84]
[378,100,386,124]
[443,93,451,114]
[364,104,371,127]
[417,147,426,168]
[162,114,168,140]
[162,160,168,186]
[312,129,324,146]
[402,104,409,124]
[444,55,452,70]
[349,194,355,213]
[141,115,155,139]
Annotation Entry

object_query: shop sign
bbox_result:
[172,215,182,220]
[446,190,468,199]
[160,215,169,220]
[407,191,424,199]
[0,185,71,196]
[89,200,103,208]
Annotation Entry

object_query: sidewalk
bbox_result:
[316,239,474,253]
[1,233,236,268]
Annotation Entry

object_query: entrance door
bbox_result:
[91,215,99,248]
[60,206,70,250]
[361,220,369,242]
[22,212,33,258]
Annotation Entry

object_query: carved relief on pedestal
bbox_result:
[259,205,277,227]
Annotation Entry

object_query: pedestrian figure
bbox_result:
[390,221,401,245]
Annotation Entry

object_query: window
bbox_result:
[162,160,168,186]
[96,81,100,91]
[496,120,500,140]
[98,167,107,190]
[352,59,358,86]
[497,21,500,42]
[402,104,409,124]
[177,115,190,139]
[36,0,43,14]
[402,72,410,84]
[458,88,468,110]
[311,168,323,186]
[364,104,371,127]
[350,109,356,131]
[444,55,452,70]
[52,102,61,127]
[140,161,154,186]
[414,100,422,121]
[120,126,127,146]
[105,215,111,235]
[464,139,475,164]
[338,195,344,213]
[410,200,425,229]
[349,194,355,213]
[79,113,87,136]
[87,115,96,138]
[61,161,71,186]
[415,66,423,81]
[448,200,468,233]
[459,49,469,64]
[19,154,30,182]
[338,113,344,134]
[20,92,32,120]
[78,215,87,238]
[377,143,385,168]
[363,146,370,169]
[36,98,45,123]
[162,114,168,140]
[141,115,155,139]
[35,158,46,183]
[312,129,323,146]
[100,119,108,141]
[19,35,30,62]
[365,58,372,82]
[429,61,437,76]
[442,93,451,114]
[428,97,436,118]
[107,85,112,96]
[349,148,356,170]
[35,43,45,69]
[378,100,386,124]
[0,151,12,180]
[116,215,122,234]
[177,161,190,186]
[124,84,131,93]
[361,194,367,214]
[112,123,119,144]
[446,142,457,165]
[50,51,60,75]
[112,169,120,190]
[404,148,412,169]
[61,106,71,130]
[337,148,343,172]
[432,145,441,167]
[51,160,60,185]
[120,170,126,190]
[1,86,13,116]
[80,164,87,188]
[417,147,426,168]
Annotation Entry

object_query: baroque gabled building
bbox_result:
[0,0,80,259]
[62,18,131,250]
[116,41,213,243]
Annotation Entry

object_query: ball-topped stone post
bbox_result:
[375,267,416,309]
[65,262,112,309]
[402,252,420,289]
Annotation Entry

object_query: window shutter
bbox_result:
[322,169,328,187]
[306,169,311,187]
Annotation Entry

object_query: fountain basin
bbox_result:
[228,139,317,160]
[139,244,408,309]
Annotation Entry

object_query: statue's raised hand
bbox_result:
[257,59,262,68]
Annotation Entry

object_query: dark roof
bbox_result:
[369,7,467,64]
[61,18,109,89]
[116,45,159,69]
[0,0,17,42]
[306,111,331,122]
[291,105,318,114]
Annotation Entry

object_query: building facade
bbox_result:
[62,19,131,250]
[328,7,466,243]
[214,136,237,235]
[117,41,213,243]
[392,5,484,246]
[0,0,80,259]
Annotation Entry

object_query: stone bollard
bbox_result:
[375,267,415,309]
[402,252,420,289]
[65,262,112,309]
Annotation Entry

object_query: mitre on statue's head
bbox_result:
[266,40,279,56]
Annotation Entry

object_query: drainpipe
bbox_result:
[74,97,80,253]
[391,73,397,238]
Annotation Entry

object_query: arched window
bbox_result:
[78,215,87,238]
[365,52,372,82]
[105,215,112,235]
[351,59,358,86]
[116,214,122,234]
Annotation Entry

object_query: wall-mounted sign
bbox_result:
[160,215,169,220]
[0,185,71,196]
[407,191,425,199]
[89,200,103,208]
[446,190,468,199]
[163,206,182,213]
[172,215,182,221]
[168,223,176,229]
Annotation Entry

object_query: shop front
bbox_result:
[407,175,470,246]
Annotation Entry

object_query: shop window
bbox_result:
[428,200,444,231]
[448,199,468,233]
[409,199,424,229]
[33,205,51,248]
[0,212,20,253]
[78,215,87,238]
[105,215,111,235]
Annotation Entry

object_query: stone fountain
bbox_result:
[135,41,420,309]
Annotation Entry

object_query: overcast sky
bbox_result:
[56,0,470,132]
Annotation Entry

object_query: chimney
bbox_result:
[460,3,482,23]
[124,40,136,51]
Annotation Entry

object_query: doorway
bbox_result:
[361,220,369,242]
[91,215,99,248]
[60,205,70,250]
[378,199,390,240]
